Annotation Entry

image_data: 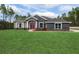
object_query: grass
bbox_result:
[0,30,79,54]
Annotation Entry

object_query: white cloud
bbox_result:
[21,4,46,12]
[43,4,59,8]
[5,4,59,18]
[21,4,59,16]
[17,8,30,15]
[8,5,21,14]
[6,5,29,15]
[32,12,58,18]
[1,5,20,14]
[59,5,76,12]
[22,4,59,9]
[0,0,78,4]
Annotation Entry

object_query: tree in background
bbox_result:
[61,7,79,26]
[0,4,15,22]
[57,15,61,19]
[0,4,15,29]
[61,13,66,19]
[75,7,79,26]
[15,14,19,20]
[27,12,31,17]
[0,4,7,21]
[21,16,27,20]
[7,6,15,23]
[15,14,27,20]
[7,6,15,28]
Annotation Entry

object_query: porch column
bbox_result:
[26,21,28,29]
[35,21,37,29]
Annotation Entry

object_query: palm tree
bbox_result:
[74,7,79,25]
[7,7,15,23]
[15,14,19,20]
[0,4,7,21]
[62,13,66,18]
[7,6,15,29]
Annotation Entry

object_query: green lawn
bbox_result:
[0,30,79,54]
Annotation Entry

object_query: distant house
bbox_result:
[14,15,71,31]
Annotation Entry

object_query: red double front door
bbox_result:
[29,21,35,29]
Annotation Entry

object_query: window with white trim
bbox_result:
[55,23,62,29]
[39,22,44,28]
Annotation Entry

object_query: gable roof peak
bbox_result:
[33,15,47,20]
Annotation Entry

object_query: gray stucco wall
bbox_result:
[37,19,46,29]
[37,22,44,29]
[14,22,24,29]
[46,23,70,31]
[62,23,70,31]
[46,23,54,30]
[37,21,39,29]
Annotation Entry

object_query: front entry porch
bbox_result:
[28,21,35,29]
[27,20,37,31]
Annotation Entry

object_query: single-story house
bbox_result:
[14,15,71,31]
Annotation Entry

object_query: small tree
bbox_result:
[7,6,15,28]
[7,7,15,23]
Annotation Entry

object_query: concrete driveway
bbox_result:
[70,27,79,32]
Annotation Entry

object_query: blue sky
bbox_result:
[8,4,79,17]
[0,4,79,19]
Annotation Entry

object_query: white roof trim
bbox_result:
[46,22,72,23]
[25,16,38,21]
[62,22,72,23]
[26,15,47,21]
[54,22,72,23]
[37,15,47,20]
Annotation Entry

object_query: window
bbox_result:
[39,22,44,28]
[19,23,21,28]
[55,23,62,29]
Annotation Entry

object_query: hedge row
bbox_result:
[0,21,14,29]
